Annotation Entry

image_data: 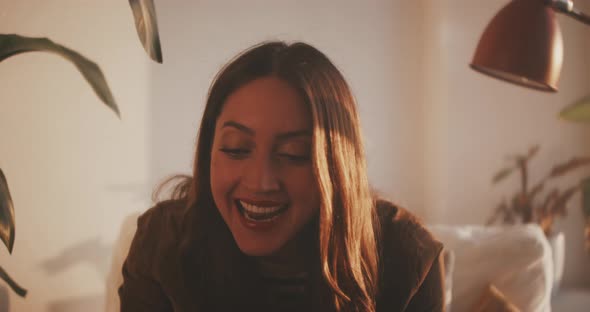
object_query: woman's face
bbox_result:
[210,76,320,257]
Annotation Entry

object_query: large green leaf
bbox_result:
[560,95,590,123]
[0,265,26,297]
[0,168,15,254]
[0,34,120,117]
[129,0,163,63]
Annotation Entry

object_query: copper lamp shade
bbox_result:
[470,0,564,92]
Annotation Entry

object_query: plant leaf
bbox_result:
[528,182,545,201]
[551,186,579,216]
[492,167,514,184]
[542,189,559,217]
[560,95,590,123]
[0,34,120,117]
[0,265,26,297]
[0,168,15,254]
[508,145,540,163]
[129,0,163,63]
[581,177,590,217]
[549,157,590,178]
[527,145,540,160]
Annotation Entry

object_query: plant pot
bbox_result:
[547,231,565,295]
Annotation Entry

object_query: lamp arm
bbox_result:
[549,0,590,26]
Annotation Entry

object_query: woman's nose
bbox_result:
[242,154,280,192]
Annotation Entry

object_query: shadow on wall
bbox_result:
[0,286,8,312]
[39,238,112,312]
[41,237,112,280]
[35,211,140,312]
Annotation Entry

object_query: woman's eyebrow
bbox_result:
[222,120,311,140]
[222,121,254,135]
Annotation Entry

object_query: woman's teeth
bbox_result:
[238,200,287,221]
[240,201,282,213]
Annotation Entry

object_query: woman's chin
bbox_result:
[235,241,282,257]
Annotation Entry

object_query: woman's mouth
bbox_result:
[235,199,288,222]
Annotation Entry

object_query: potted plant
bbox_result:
[560,95,590,254]
[488,145,590,292]
[489,145,590,234]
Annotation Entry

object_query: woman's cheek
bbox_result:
[212,154,240,184]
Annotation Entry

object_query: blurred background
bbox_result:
[1,0,589,311]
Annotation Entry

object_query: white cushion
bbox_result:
[428,224,553,312]
[442,248,455,312]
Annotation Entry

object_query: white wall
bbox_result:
[1,1,590,311]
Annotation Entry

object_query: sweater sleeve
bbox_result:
[405,250,446,312]
[118,205,173,311]
[375,199,446,311]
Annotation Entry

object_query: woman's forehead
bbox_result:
[217,77,312,133]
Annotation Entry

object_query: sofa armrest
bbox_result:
[428,224,553,312]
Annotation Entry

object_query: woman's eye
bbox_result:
[219,148,250,159]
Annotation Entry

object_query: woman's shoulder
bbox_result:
[121,199,194,308]
[137,199,187,236]
[128,199,188,268]
[375,199,443,291]
[375,198,442,251]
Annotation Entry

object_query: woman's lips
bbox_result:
[234,199,289,229]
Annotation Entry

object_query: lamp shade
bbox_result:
[470,0,563,92]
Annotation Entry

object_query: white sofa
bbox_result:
[429,224,553,312]
[430,223,590,312]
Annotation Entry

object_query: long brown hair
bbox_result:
[161,41,379,311]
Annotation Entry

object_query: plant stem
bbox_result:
[518,158,528,194]
[517,158,534,222]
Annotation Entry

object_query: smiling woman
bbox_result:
[211,76,319,259]
[118,41,445,312]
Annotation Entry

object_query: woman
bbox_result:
[119,41,445,311]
